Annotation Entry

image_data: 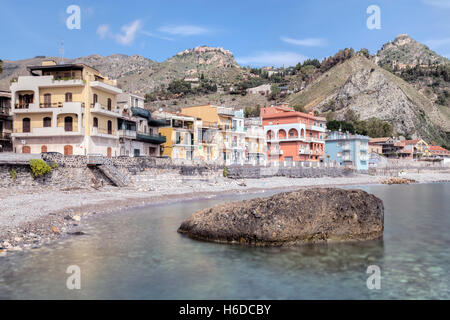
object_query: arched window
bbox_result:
[93,117,98,128]
[23,118,30,133]
[64,145,73,155]
[22,146,31,154]
[43,117,51,128]
[288,129,298,138]
[278,129,286,139]
[107,98,112,111]
[107,120,112,135]
[64,116,73,132]
[41,145,47,153]
[107,147,112,158]
[43,93,51,107]
[300,128,305,137]
[93,93,98,105]
[65,92,72,102]
[266,130,273,140]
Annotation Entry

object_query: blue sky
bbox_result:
[1,0,449,67]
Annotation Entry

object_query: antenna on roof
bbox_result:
[59,40,65,64]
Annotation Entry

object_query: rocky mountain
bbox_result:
[373,34,450,67]
[372,34,450,114]
[0,46,249,95]
[287,55,450,146]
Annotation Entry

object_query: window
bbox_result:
[93,93,98,105]
[64,116,73,132]
[44,93,51,107]
[43,117,51,127]
[23,118,30,133]
[65,92,72,102]
[107,120,112,135]
[93,117,98,128]
[107,98,112,111]
[41,145,47,153]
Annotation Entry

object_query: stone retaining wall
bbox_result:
[226,165,352,179]
[0,164,113,189]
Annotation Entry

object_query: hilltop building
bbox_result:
[0,90,12,152]
[261,104,326,164]
[325,131,369,171]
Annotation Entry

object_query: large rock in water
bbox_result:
[178,188,384,246]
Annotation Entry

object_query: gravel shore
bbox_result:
[1,170,449,256]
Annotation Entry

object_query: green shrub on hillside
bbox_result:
[29,159,51,178]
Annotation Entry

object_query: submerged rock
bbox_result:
[178,188,384,246]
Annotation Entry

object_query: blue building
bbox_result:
[325,131,369,171]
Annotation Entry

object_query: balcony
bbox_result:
[342,144,351,151]
[14,101,84,114]
[90,81,122,94]
[118,129,137,140]
[12,126,84,137]
[342,155,352,162]
[136,133,166,144]
[90,127,118,139]
[217,107,234,116]
[0,107,11,116]
[269,148,283,155]
[90,103,120,117]
[298,148,310,154]
[0,132,11,140]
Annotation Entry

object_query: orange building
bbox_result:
[261,104,326,163]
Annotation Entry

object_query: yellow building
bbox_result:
[154,111,197,160]
[181,104,236,164]
[10,60,122,156]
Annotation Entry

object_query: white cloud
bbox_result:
[424,38,450,48]
[158,25,211,36]
[281,36,327,47]
[96,20,142,45]
[422,0,450,8]
[96,24,110,39]
[115,20,142,45]
[236,51,307,67]
[140,30,174,41]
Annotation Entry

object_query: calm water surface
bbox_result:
[0,183,449,299]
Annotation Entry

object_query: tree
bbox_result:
[270,84,280,95]
[0,59,2,75]
[293,105,306,113]
[357,48,370,59]
[167,79,192,95]
[343,109,359,122]
[244,106,260,118]
[326,120,341,131]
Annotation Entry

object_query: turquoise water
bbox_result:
[0,183,449,299]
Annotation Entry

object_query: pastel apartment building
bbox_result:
[116,93,166,157]
[261,104,326,164]
[181,104,237,164]
[154,111,198,161]
[244,117,267,165]
[10,60,123,156]
[0,90,12,152]
[325,131,369,171]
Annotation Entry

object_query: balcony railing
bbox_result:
[118,129,137,139]
[0,132,11,140]
[91,127,115,136]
